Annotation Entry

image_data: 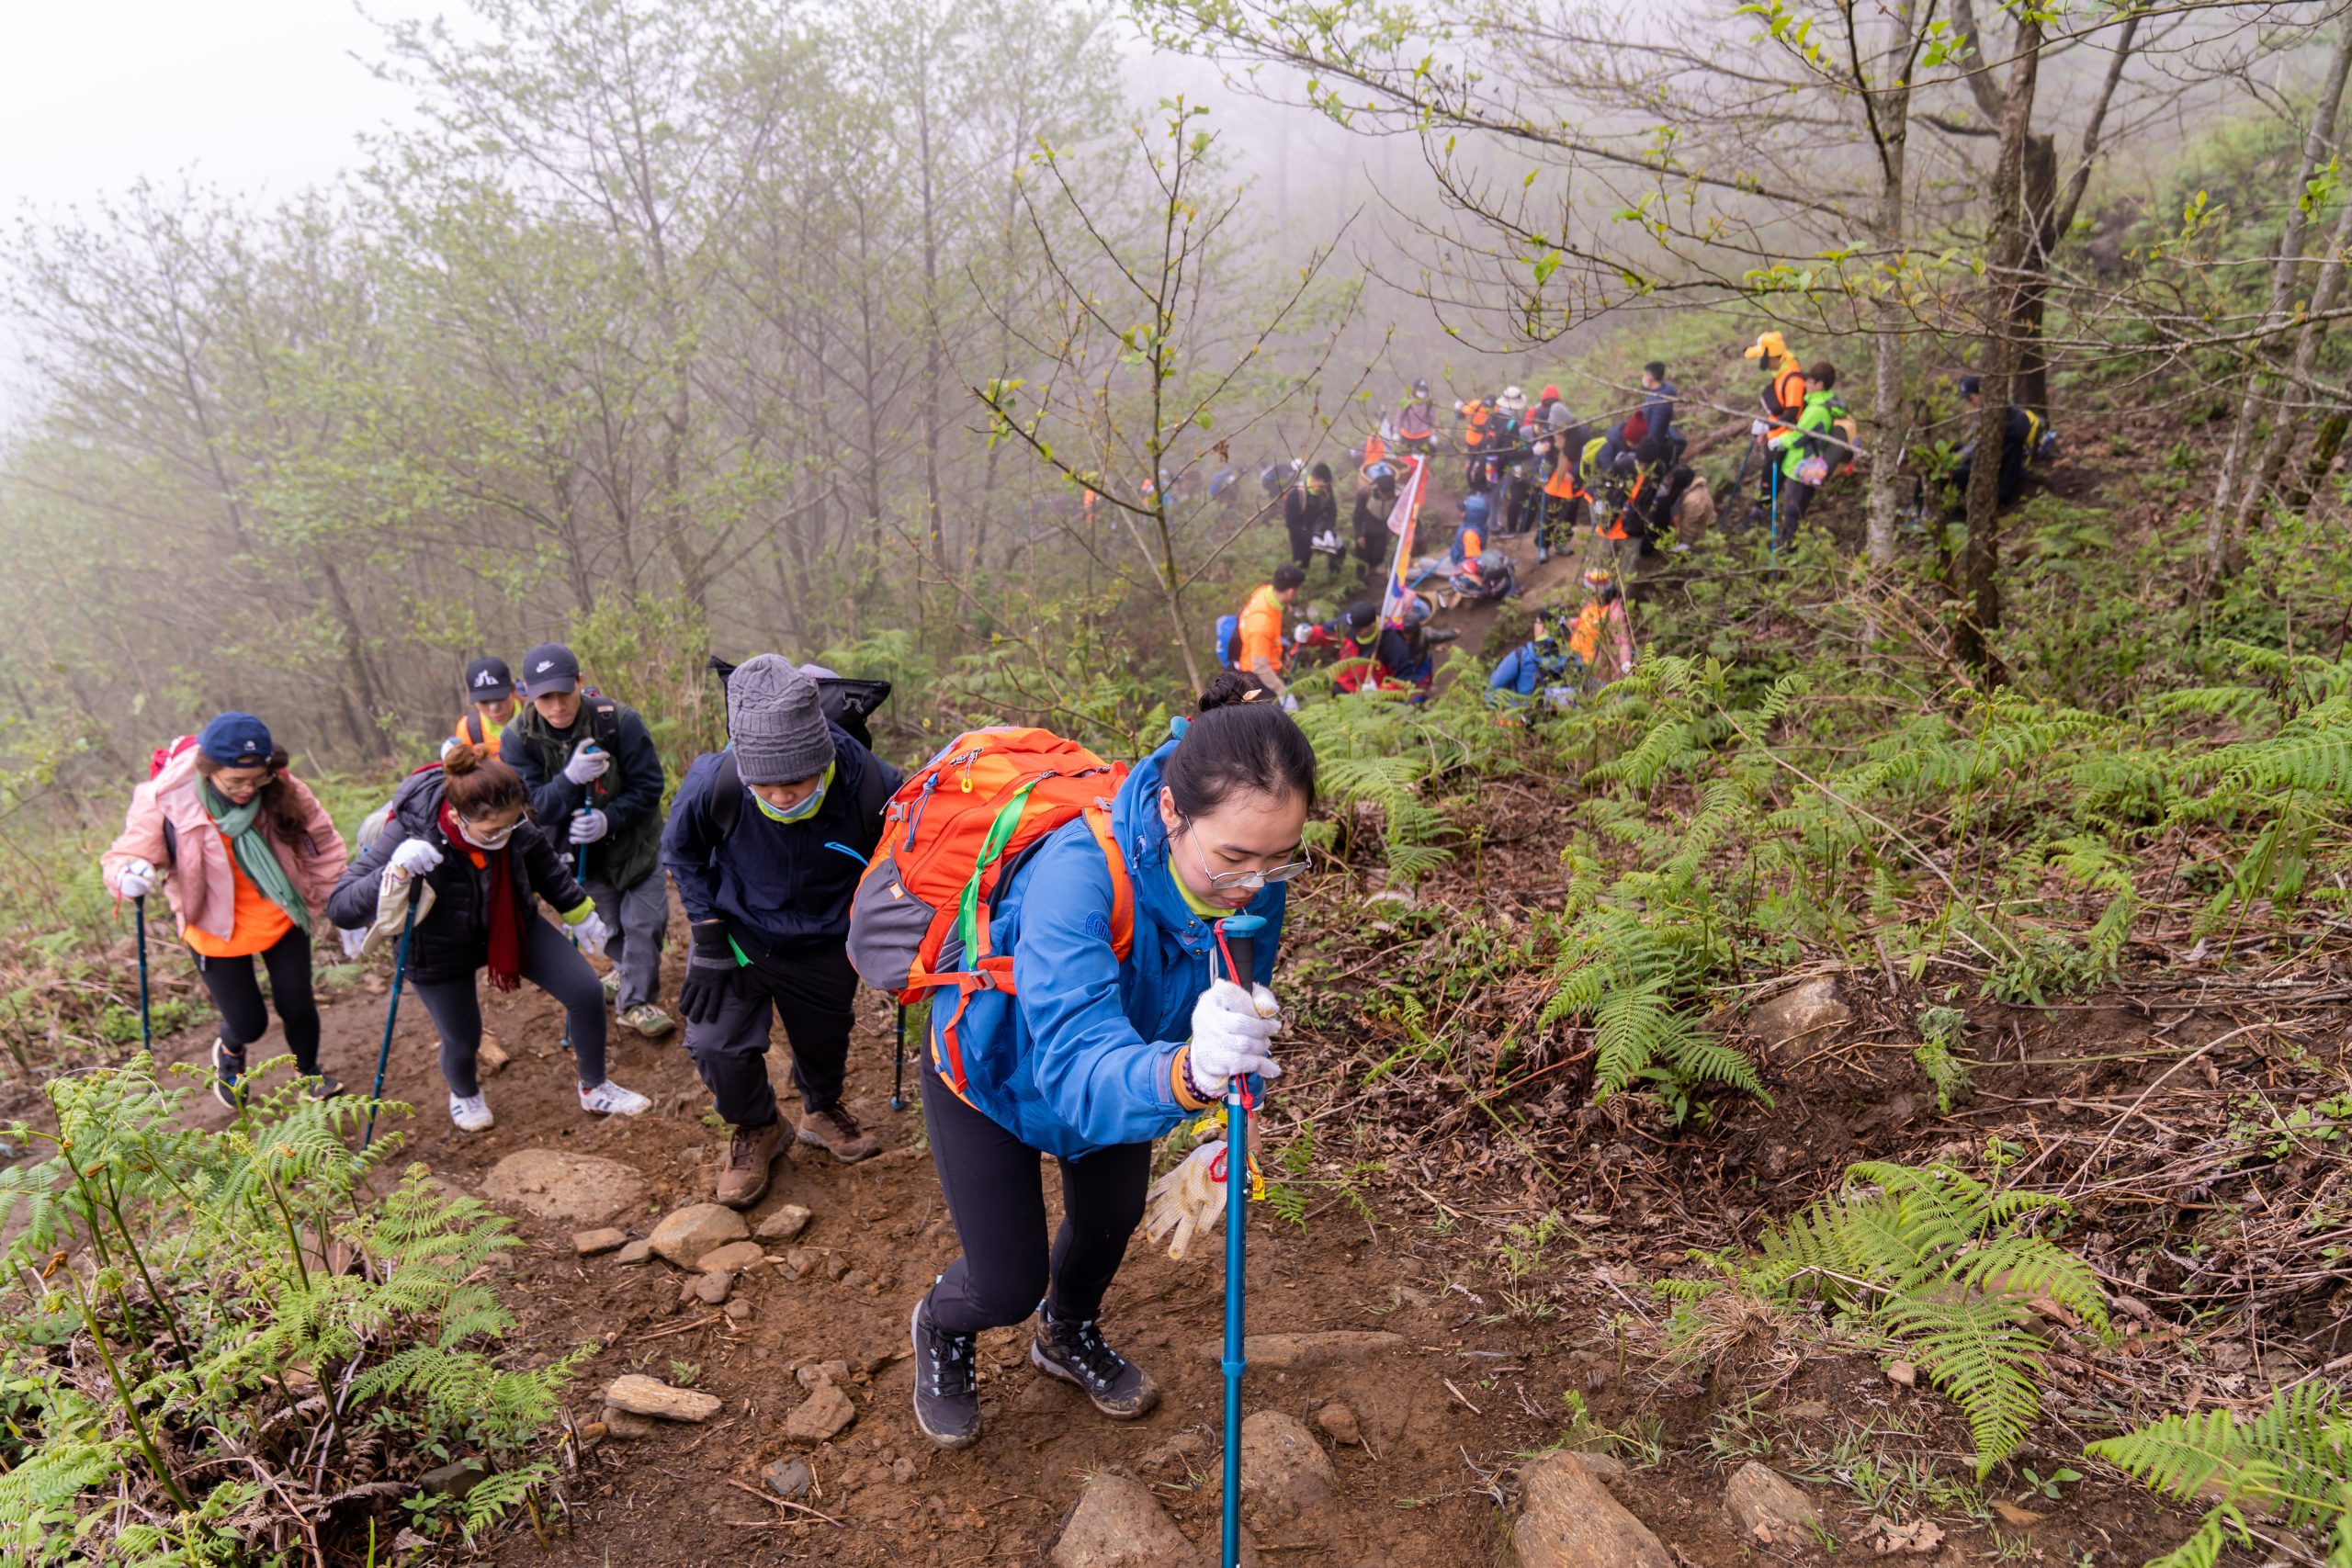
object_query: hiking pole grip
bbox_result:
[133,895,152,1051]
[362,882,422,1153]
[1211,911,1265,1568]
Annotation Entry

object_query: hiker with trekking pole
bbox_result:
[501,642,676,1040]
[660,657,902,1208]
[102,714,350,1107]
[852,673,1313,1462]
[324,744,648,1132]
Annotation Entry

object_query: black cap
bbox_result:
[464,657,514,703]
[519,643,580,695]
[1959,375,1983,398]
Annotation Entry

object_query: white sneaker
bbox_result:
[449,1092,494,1132]
[580,1079,651,1117]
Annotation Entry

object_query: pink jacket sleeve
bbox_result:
[283,775,350,919]
[101,781,171,899]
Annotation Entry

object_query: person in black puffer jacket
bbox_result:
[326,748,653,1133]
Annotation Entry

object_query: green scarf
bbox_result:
[202,781,311,935]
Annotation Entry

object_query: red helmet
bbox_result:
[1541,384,1561,401]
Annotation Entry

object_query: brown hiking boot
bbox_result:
[796,1104,878,1164]
[715,1122,786,1209]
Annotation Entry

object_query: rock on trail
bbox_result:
[1187,1330,1407,1369]
[1238,1410,1340,1532]
[481,1149,649,1226]
[602,1374,722,1423]
[1051,1472,1258,1568]
[1746,976,1851,1053]
[1510,1450,1672,1568]
[1724,1461,1826,1548]
[647,1202,750,1268]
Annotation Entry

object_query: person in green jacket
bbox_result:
[1768,363,1845,542]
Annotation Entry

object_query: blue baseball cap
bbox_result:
[519,643,580,695]
[198,712,274,769]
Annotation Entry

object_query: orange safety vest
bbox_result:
[451,711,503,760]
[1597,473,1644,541]
[1363,432,1386,470]
[1462,400,1491,448]
[1544,451,1586,502]
[1770,365,1807,434]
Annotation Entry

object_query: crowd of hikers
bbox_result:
[93,324,2058,1461]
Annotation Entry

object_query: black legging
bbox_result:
[193,926,321,1073]
[408,915,606,1098]
[921,1066,1153,1333]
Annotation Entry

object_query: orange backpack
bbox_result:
[845,728,1134,1090]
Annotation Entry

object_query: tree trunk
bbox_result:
[1863,0,1918,568]
[2205,10,2352,575]
[2233,178,2352,531]
[2288,412,2347,515]
[2011,133,2057,418]
[1954,16,2042,681]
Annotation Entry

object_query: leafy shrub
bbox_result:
[0,1056,589,1561]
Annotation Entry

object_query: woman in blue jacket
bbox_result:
[910,674,1317,1450]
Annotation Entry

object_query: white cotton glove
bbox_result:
[388,839,443,881]
[571,911,612,958]
[1279,692,1300,714]
[1750,419,1770,436]
[1144,1141,1229,1262]
[115,860,156,899]
[569,808,609,844]
[365,869,436,956]
[1186,979,1282,1100]
[562,742,611,785]
[1294,622,1314,644]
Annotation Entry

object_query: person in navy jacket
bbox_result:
[662,657,903,1208]
[908,673,1317,1450]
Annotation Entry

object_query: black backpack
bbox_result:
[702,656,896,842]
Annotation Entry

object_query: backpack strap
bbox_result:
[927,800,1132,1094]
[709,750,741,841]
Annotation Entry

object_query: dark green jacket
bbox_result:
[502,697,665,892]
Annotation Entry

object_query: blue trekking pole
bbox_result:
[1211,912,1266,1568]
[361,884,421,1152]
[133,895,152,1051]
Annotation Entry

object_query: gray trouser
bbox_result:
[410,916,606,1097]
[581,873,669,1010]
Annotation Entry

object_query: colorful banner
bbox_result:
[1379,453,1428,622]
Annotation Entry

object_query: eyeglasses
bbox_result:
[1184,825,1311,892]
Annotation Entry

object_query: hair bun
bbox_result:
[1197,671,1271,713]
[442,745,483,777]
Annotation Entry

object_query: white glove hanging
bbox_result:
[1143,1141,1229,1261]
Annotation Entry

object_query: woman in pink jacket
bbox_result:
[102,713,349,1106]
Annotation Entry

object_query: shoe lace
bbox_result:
[1052,1318,1127,1392]
[924,1317,976,1395]
[727,1130,765,1170]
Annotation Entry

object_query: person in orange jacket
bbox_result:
[1236,564,1305,710]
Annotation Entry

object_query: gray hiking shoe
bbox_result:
[911,1293,980,1450]
[1030,1313,1159,1420]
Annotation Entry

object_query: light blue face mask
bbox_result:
[752,761,833,823]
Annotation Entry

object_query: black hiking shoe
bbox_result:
[1030,1312,1159,1420]
[209,1040,246,1111]
[303,1072,345,1102]
[910,1293,980,1450]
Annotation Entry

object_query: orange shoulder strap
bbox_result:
[1083,804,1134,959]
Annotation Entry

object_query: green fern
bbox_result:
[1745,1162,2107,1475]
[2090,1382,2352,1567]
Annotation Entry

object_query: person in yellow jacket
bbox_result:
[1743,332,1808,526]
[447,656,519,761]
[1236,565,1305,711]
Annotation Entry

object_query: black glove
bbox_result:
[677,920,745,1027]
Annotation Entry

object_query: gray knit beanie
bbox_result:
[728,654,836,784]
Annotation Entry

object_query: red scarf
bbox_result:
[437,802,523,992]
